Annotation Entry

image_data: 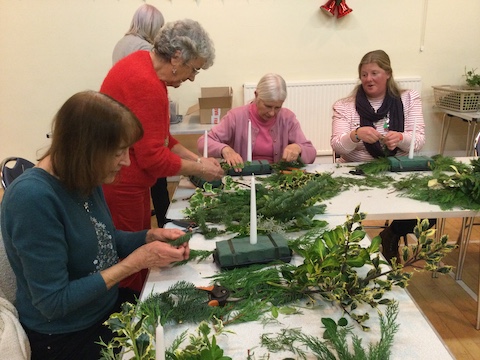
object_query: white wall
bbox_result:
[1,0,479,161]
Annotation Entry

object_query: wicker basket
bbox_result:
[432,85,480,112]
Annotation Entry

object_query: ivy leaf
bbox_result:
[135,332,151,357]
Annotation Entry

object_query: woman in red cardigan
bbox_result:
[100,19,223,292]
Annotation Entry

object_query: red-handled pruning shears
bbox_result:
[196,285,242,307]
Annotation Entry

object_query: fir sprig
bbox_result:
[260,302,400,360]
[355,158,391,175]
[173,249,214,267]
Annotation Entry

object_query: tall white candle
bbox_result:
[203,130,208,158]
[247,120,252,162]
[250,174,257,245]
[156,318,165,360]
[408,117,417,159]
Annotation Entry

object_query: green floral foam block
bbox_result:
[214,233,291,269]
[227,160,272,176]
[388,155,434,172]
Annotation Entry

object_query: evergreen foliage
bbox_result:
[167,320,233,360]
[393,157,480,210]
[99,157,467,359]
[98,302,155,360]
[355,157,391,175]
[184,171,332,238]
[138,207,454,331]
[260,302,400,360]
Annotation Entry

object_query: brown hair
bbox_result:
[41,91,143,196]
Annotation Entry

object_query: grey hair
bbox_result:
[153,19,215,69]
[125,4,165,44]
[255,73,287,102]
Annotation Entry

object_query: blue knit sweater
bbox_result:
[0,168,147,334]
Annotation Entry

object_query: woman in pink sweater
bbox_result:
[197,73,317,168]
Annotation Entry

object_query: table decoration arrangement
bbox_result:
[97,155,480,360]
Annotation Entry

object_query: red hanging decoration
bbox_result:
[320,0,337,16]
[320,0,352,18]
[337,0,353,18]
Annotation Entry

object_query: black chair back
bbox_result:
[1,157,35,189]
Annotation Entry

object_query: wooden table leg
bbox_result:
[456,217,474,281]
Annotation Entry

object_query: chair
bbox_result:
[0,211,16,304]
[1,157,34,190]
[0,209,31,359]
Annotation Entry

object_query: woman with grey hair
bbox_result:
[112,4,165,64]
[198,73,317,169]
[100,19,223,293]
[112,4,168,231]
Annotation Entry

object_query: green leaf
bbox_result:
[369,235,382,253]
[271,306,279,318]
[346,256,366,267]
[135,332,151,357]
[277,306,298,315]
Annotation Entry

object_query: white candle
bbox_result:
[156,319,165,360]
[250,174,257,245]
[203,130,208,158]
[408,117,417,159]
[247,120,252,162]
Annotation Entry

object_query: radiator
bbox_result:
[243,77,422,156]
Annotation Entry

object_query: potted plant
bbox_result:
[464,67,480,87]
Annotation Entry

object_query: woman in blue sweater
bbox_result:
[0,91,190,360]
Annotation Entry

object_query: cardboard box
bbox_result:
[198,87,233,124]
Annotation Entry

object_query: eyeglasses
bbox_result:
[186,62,201,76]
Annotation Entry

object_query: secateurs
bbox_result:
[196,285,242,307]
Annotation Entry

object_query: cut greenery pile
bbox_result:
[100,206,455,359]
[184,155,480,239]
[99,156,468,359]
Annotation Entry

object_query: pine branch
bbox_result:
[260,303,400,360]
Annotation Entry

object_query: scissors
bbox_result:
[165,218,198,232]
[196,285,242,307]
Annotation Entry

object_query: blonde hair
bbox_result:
[357,49,402,98]
[126,4,165,44]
